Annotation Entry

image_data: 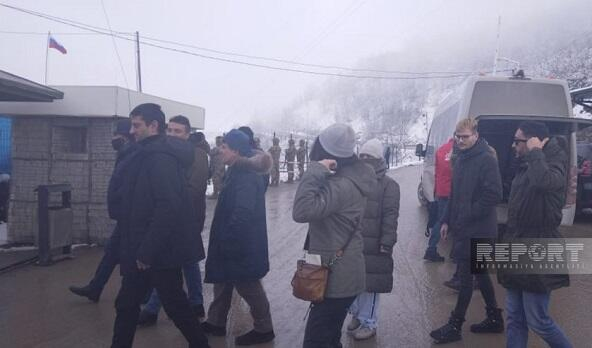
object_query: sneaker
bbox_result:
[68,285,100,303]
[347,317,361,332]
[137,310,158,327]
[430,315,464,344]
[201,322,226,336]
[443,278,461,291]
[192,304,205,319]
[470,308,504,334]
[423,249,445,262]
[353,326,376,340]
[235,329,275,346]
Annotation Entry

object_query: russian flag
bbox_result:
[48,36,67,54]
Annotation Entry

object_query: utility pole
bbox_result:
[492,15,501,76]
[135,31,142,92]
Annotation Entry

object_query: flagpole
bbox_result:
[44,31,50,84]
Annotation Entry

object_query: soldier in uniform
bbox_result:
[209,136,226,199]
[296,139,306,180]
[268,137,281,186]
[285,138,297,183]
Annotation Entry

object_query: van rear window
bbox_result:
[469,81,569,118]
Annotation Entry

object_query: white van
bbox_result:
[415,73,592,225]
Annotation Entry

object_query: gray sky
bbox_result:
[1,0,591,132]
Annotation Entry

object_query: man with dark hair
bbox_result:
[111,104,209,348]
[69,118,137,302]
[189,132,211,154]
[137,115,209,326]
[498,121,572,347]
[430,118,504,344]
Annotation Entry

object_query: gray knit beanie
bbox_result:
[318,123,356,158]
[360,139,384,159]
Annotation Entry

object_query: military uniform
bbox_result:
[268,138,281,186]
[209,137,226,199]
[296,139,306,180]
[285,139,297,183]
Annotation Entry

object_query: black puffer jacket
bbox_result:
[498,137,570,292]
[443,138,502,260]
[360,158,399,293]
[118,135,204,275]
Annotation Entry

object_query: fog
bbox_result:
[1,0,591,134]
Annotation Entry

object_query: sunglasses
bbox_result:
[513,138,528,145]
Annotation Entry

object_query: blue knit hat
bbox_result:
[223,129,253,157]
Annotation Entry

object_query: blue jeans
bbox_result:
[506,288,572,348]
[143,261,203,315]
[349,292,380,329]
[427,198,448,251]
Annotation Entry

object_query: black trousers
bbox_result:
[303,296,356,348]
[111,268,209,348]
[452,259,498,320]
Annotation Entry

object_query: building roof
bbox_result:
[0,70,64,102]
[0,85,205,129]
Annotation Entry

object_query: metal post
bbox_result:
[136,31,143,92]
[37,187,50,266]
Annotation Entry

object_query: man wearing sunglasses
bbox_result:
[430,118,504,344]
[498,121,572,348]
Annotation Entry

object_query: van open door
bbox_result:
[476,115,592,226]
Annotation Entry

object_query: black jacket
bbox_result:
[360,158,399,293]
[107,142,140,221]
[498,137,570,292]
[117,135,204,275]
[204,154,269,283]
[443,138,502,260]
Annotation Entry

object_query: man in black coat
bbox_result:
[111,103,209,348]
[430,118,504,344]
[498,121,572,347]
[69,119,137,302]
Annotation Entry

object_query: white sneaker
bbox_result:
[353,326,376,340]
[347,317,361,332]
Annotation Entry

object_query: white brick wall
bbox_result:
[8,116,117,245]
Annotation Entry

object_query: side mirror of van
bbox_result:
[415,144,425,157]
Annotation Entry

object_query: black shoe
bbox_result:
[443,279,461,291]
[430,314,464,344]
[68,285,100,303]
[201,322,226,336]
[137,310,158,327]
[235,330,275,346]
[423,249,445,262]
[192,304,205,319]
[470,307,504,333]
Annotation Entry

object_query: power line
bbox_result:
[100,0,131,108]
[0,2,484,80]
[0,30,125,35]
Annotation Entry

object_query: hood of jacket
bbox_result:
[141,135,195,170]
[362,157,387,179]
[232,148,272,174]
[337,160,377,197]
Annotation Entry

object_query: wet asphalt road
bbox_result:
[1,165,591,348]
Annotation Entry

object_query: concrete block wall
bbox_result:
[8,116,117,245]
